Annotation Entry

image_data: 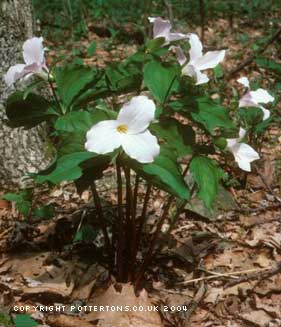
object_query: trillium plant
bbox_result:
[3,17,275,287]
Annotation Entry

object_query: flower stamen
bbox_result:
[117,124,128,134]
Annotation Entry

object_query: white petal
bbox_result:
[188,34,203,62]
[236,143,260,162]
[171,46,187,65]
[121,130,160,163]
[234,143,259,172]
[182,65,209,84]
[237,76,250,88]
[169,32,189,42]
[23,37,44,65]
[195,70,209,85]
[4,64,25,86]
[260,106,270,120]
[195,50,226,70]
[238,127,247,139]
[85,120,122,154]
[117,96,156,134]
[237,159,251,172]
[250,89,274,104]
[149,17,171,40]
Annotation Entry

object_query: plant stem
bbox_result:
[116,160,125,281]
[132,183,152,266]
[134,195,173,290]
[90,182,111,253]
[124,165,133,281]
[48,76,63,114]
[128,174,140,280]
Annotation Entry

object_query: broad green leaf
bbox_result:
[144,61,178,103]
[105,63,142,92]
[13,314,38,327]
[5,92,53,129]
[146,37,165,52]
[55,65,96,108]
[54,109,116,133]
[238,107,264,126]
[129,146,190,199]
[151,118,194,156]
[191,97,237,137]
[36,152,95,184]
[190,156,224,209]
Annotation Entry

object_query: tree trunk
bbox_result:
[0,0,50,190]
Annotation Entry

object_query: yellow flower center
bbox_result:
[117,124,128,134]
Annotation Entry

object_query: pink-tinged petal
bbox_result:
[171,46,187,66]
[260,106,270,120]
[188,34,203,62]
[148,17,171,41]
[23,37,44,65]
[249,88,274,104]
[85,120,122,154]
[121,130,160,163]
[195,50,226,70]
[4,64,25,86]
[169,32,189,42]
[239,92,257,108]
[237,76,250,88]
[117,96,156,134]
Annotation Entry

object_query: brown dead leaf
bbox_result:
[239,310,272,327]
[86,283,163,327]
[46,314,94,327]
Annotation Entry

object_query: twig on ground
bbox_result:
[226,26,281,78]
[178,266,272,285]
[183,282,207,326]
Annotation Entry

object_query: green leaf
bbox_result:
[191,97,237,137]
[151,118,194,156]
[238,107,264,126]
[55,65,96,109]
[36,152,95,184]
[190,156,224,209]
[146,37,165,52]
[54,109,116,133]
[33,205,54,219]
[5,92,53,129]
[144,61,178,103]
[256,57,281,75]
[74,224,98,243]
[129,146,190,199]
[2,192,31,217]
[13,314,38,327]
[87,41,97,56]
[0,312,12,327]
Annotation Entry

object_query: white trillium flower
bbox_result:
[237,76,274,120]
[172,33,226,85]
[85,96,160,163]
[148,17,189,45]
[4,37,48,87]
[226,128,260,172]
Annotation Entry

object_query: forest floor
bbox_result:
[1,17,281,327]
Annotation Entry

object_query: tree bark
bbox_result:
[0,0,50,190]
